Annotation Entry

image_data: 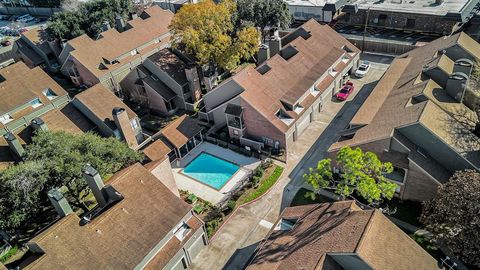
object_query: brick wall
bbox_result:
[241,98,286,149]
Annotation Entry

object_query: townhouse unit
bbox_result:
[201,20,360,154]
[246,201,438,270]
[121,48,203,115]
[0,62,87,168]
[58,6,174,96]
[14,26,63,71]
[329,32,480,202]
[72,84,144,149]
[143,114,203,162]
[16,162,207,270]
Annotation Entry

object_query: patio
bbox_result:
[171,142,260,204]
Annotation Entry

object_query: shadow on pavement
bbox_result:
[279,80,380,212]
[222,242,260,270]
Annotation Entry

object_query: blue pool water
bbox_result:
[183,152,239,189]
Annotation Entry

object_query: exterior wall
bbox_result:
[445,44,476,62]
[241,98,287,149]
[72,58,100,87]
[341,10,457,34]
[398,123,476,171]
[401,160,440,201]
[145,84,169,114]
[148,157,180,197]
[209,97,241,128]
[143,59,184,97]
[204,80,244,112]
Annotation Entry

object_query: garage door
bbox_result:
[188,234,207,261]
[296,113,312,139]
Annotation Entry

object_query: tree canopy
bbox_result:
[0,131,143,234]
[169,0,260,71]
[236,0,292,39]
[420,170,480,267]
[47,0,133,40]
[304,146,397,204]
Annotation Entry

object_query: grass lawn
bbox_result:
[290,188,335,207]
[237,165,284,205]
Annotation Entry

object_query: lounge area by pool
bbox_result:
[182,152,239,190]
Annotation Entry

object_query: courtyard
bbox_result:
[171,142,260,204]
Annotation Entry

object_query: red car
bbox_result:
[336,81,354,101]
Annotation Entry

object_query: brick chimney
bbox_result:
[4,132,24,159]
[83,164,108,208]
[31,117,48,132]
[48,189,73,218]
[115,15,126,32]
[112,107,139,149]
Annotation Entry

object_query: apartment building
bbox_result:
[246,201,438,270]
[121,48,203,115]
[58,6,173,96]
[72,84,144,149]
[201,20,360,154]
[14,26,62,71]
[339,0,480,35]
[17,162,207,270]
[329,32,480,201]
[0,62,82,168]
[286,0,480,35]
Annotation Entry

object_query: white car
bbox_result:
[355,62,370,78]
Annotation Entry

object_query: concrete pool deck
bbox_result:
[171,142,260,204]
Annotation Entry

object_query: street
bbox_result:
[191,54,393,270]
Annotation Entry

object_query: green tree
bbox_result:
[24,131,143,211]
[236,0,292,40]
[47,0,133,40]
[420,170,480,267]
[304,146,397,204]
[0,161,49,233]
[169,0,260,71]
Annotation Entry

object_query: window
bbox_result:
[385,167,406,184]
[274,219,297,231]
[150,74,159,81]
[113,129,122,139]
[42,88,58,100]
[0,114,12,125]
[130,118,139,129]
[406,18,415,28]
[30,98,42,108]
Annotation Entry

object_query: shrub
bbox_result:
[187,194,198,204]
[226,200,236,212]
[193,204,204,214]
[0,246,18,263]
[254,166,264,178]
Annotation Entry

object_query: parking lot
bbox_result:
[0,15,46,47]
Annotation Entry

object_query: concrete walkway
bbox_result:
[191,55,391,270]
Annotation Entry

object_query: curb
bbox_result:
[210,167,285,242]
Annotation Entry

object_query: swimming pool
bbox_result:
[182,152,239,190]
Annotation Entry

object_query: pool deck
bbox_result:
[171,142,260,204]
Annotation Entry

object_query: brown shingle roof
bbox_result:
[143,138,173,162]
[147,48,188,85]
[25,163,194,270]
[66,6,173,78]
[41,104,95,134]
[0,62,67,118]
[247,201,438,270]
[330,33,480,160]
[160,115,202,148]
[74,84,137,124]
[231,20,359,132]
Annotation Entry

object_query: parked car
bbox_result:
[354,61,370,78]
[16,14,35,23]
[336,81,354,101]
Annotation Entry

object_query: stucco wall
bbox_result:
[148,158,180,197]
[401,160,440,201]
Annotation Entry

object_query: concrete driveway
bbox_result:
[191,54,392,270]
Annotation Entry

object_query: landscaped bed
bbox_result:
[290,188,335,207]
[180,160,284,238]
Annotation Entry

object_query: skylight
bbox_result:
[30,98,43,108]
[274,219,296,231]
[42,88,58,100]
[173,222,191,241]
[0,114,13,125]
[276,110,294,125]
